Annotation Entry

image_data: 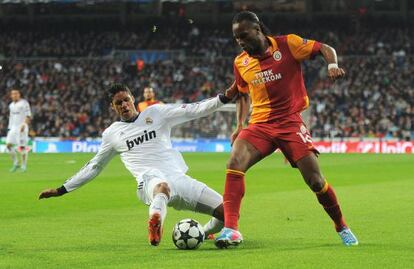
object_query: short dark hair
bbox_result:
[107,83,132,102]
[10,88,22,96]
[232,11,271,35]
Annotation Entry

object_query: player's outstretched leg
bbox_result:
[215,169,245,248]
[7,144,19,172]
[194,187,225,239]
[148,183,170,246]
[297,154,358,246]
[215,138,263,248]
[316,182,359,246]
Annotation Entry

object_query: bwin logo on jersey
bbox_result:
[126,130,156,150]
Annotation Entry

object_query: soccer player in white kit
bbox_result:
[39,83,237,246]
[6,89,31,172]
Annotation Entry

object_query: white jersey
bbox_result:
[8,99,31,129]
[63,96,225,192]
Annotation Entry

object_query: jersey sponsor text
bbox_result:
[126,130,157,150]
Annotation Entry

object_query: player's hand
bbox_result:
[39,188,61,199]
[224,81,238,101]
[20,124,25,132]
[327,67,345,81]
[231,125,243,145]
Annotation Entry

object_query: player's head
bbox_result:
[143,87,155,101]
[10,88,21,102]
[108,83,138,121]
[232,11,271,55]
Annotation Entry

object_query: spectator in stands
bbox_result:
[0,19,413,140]
[137,87,163,112]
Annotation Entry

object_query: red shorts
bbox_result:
[238,113,319,168]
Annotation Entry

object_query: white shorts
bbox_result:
[6,125,29,147]
[136,169,222,215]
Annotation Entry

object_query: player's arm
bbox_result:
[230,61,250,143]
[24,116,31,125]
[20,116,31,132]
[159,82,237,126]
[21,101,32,132]
[319,43,345,81]
[39,134,117,199]
[231,93,250,144]
[286,34,345,81]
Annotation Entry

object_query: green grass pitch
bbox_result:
[1,153,414,268]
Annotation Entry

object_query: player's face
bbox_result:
[143,88,154,101]
[111,91,137,121]
[10,90,21,102]
[233,20,262,56]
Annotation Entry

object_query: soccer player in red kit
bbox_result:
[215,11,358,248]
[137,87,163,112]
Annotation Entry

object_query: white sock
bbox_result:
[21,148,28,169]
[8,147,18,166]
[149,193,169,225]
[203,217,224,236]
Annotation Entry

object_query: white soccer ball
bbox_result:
[172,218,205,250]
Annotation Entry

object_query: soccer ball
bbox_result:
[172,218,205,250]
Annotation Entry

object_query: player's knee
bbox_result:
[226,155,245,171]
[153,182,170,198]
[306,174,325,192]
[226,157,238,169]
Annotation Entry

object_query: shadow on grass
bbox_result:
[162,239,339,253]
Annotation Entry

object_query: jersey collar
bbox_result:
[251,36,278,60]
[121,113,140,123]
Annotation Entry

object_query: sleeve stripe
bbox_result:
[311,41,322,56]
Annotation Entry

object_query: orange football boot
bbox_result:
[148,213,162,246]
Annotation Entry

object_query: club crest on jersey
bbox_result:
[242,57,249,66]
[273,51,282,61]
[145,117,153,125]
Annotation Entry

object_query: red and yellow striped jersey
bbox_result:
[234,34,321,124]
[137,100,162,112]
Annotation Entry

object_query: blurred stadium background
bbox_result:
[0,0,413,153]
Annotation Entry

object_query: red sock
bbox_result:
[223,169,245,230]
[316,183,347,232]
